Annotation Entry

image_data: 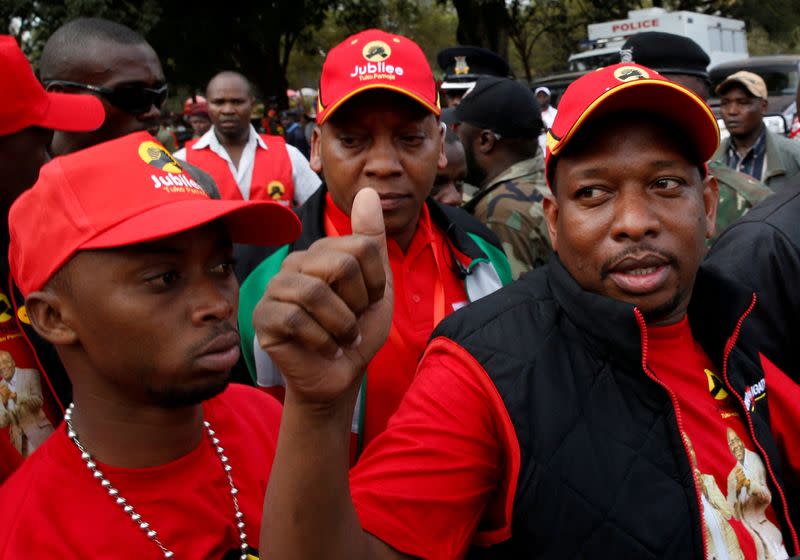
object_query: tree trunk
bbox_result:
[451,0,510,60]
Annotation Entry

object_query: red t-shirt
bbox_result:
[647,317,788,560]
[0,277,59,482]
[0,383,280,559]
[350,325,800,560]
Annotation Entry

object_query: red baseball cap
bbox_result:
[0,35,104,136]
[316,29,440,125]
[545,62,719,189]
[9,132,301,295]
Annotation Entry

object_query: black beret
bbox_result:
[621,32,710,79]
[454,77,542,139]
[437,46,510,85]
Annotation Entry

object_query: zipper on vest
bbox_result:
[719,293,800,555]
[633,308,709,560]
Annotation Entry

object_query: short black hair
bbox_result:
[40,18,148,81]
[206,71,254,99]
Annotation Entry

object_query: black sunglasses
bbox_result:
[44,80,169,115]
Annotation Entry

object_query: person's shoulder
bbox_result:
[769,130,800,156]
[710,162,772,205]
[430,198,501,246]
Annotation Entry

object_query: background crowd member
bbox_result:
[281,109,311,159]
[622,31,773,239]
[534,86,557,154]
[237,29,510,460]
[188,101,212,138]
[429,128,467,207]
[0,132,301,557]
[714,71,800,190]
[458,77,551,278]
[436,45,510,108]
[174,71,320,207]
[257,63,800,559]
[39,17,220,199]
[0,35,104,481]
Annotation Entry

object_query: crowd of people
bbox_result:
[0,14,798,560]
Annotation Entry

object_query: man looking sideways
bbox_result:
[0,34,104,479]
[0,131,301,558]
[237,29,510,459]
[174,71,321,206]
[257,63,800,558]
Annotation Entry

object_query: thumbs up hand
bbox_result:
[253,188,393,406]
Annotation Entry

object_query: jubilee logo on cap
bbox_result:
[349,36,405,81]
[137,140,207,196]
[612,65,650,82]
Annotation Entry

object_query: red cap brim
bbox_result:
[317,83,441,125]
[37,92,105,132]
[80,199,301,250]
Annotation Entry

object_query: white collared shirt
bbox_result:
[174,124,321,204]
[538,105,559,154]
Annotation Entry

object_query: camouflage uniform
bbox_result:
[709,161,772,242]
[463,153,551,279]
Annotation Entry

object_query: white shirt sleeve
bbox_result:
[173,147,187,159]
[286,144,322,205]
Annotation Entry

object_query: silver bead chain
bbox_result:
[63,403,250,559]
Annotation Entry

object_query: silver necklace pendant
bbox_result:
[64,403,250,560]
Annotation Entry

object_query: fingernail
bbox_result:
[348,334,362,349]
[334,348,344,359]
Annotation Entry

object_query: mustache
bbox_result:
[188,322,239,355]
[600,244,679,279]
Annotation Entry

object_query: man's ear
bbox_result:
[702,173,720,240]
[478,129,497,154]
[542,193,559,252]
[310,125,323,173]
[24,292,79,346]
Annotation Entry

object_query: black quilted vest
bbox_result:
[433,257,798,559]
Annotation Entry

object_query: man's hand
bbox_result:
[253,187,393,406]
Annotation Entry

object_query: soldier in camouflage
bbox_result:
[622,32,772,240]
[456,77,551,279]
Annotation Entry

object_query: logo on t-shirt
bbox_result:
[705,369,729,401]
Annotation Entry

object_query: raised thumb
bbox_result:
[350,187,389,272]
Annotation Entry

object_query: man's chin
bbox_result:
[146,371,231,408]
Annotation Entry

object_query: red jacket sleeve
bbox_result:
[350,337,520,560]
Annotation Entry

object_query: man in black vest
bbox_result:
[256,63,800,559]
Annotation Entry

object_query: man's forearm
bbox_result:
[261,387,381,560]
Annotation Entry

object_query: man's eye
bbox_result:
[339,136,359,147]
[146,271,180,289]
[575,186,601,199]
[401,134,424,146]
[211,260,236,276]
[653,178,682,190]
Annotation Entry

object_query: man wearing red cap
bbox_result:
[257,63,800,558]
[237,29,510,460]
[0,130,330,558]
[0,35,104,480]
